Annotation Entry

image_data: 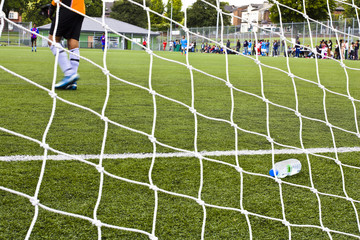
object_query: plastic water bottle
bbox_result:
[269,159,302,178]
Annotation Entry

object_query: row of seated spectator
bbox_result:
[284,39,359,60]
[192,38,360,60]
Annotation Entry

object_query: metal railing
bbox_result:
[1,19,359,51]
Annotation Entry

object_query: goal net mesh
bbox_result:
[0,0,360,239]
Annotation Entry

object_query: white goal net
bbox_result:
[1,0,360,239]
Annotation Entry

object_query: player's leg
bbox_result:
[66,38,81,90]
[48,9,76,82]
[48,34,76,80]
[64,14,84,90]
[68,39,80,74]
[49,11,83,89]
[31,38,34,52]
[49,35,78,89]
[34,38,37,52]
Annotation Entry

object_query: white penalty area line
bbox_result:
[1,147,360,162]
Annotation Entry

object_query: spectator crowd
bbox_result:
[164,38,360,60]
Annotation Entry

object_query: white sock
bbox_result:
[69,48,80,74]
[50,45,74,77]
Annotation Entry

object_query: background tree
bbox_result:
[85,0,103,17]
[149,0,167,31]
[269,0,336,23]
[110,0,150,29]
[186,0,230,28]
[150,0,164,24]
[21,0,50,26]
[164,0,184,25]
[22,0,102,26]
[2,0,28,17]
[343,0,360,19]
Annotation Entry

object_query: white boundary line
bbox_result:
[1,147,360,162]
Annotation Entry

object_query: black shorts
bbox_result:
[49,8,84,41]
[31,38,36,43]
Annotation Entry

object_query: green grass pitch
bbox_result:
[1,46,360,239]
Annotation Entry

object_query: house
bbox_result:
[333,4,345,20]
[104,1,114,17]
[8,11,22,23]
[229,1,273,32]
[232,5,248,26]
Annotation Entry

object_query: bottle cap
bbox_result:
[269,169,278,177]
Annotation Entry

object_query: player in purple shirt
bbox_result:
[101,33,105,51]
[30,24,39,52]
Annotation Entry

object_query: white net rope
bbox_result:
[0,0,360,239]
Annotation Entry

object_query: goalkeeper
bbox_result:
[44,0,85,90]
[30,24,39,52]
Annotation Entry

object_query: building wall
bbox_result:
[233,9,242,26]
[262,10,271,24]
[241,9,260,32]
[232,3,273,30]
[232,6,247,26]
[105,2,114,17]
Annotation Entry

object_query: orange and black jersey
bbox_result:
[51,0,85,15]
